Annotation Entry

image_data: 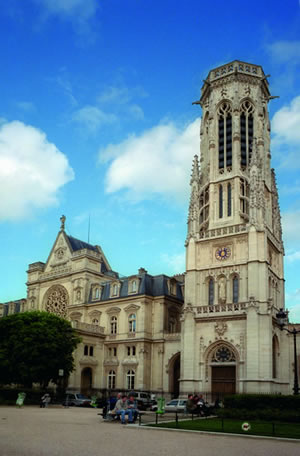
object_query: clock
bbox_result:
[215,246,231,261]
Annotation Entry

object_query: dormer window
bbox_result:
[110,282,120,298]
[132,280,137,293]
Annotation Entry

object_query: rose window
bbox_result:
[45,285,68,318]
[212,346,236,363]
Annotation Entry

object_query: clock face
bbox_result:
[215,246,231,261]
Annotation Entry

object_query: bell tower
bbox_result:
[181,61,287,397]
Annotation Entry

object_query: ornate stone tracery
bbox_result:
[44,285,68,318]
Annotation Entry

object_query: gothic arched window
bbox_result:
[218,102,232,170]
[232,276,239,303]
[208,278,214,305]
[240,100,254,168]
[227,183,232,216]
[219,185,223,218]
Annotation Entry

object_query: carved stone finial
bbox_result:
[60,215,66,231]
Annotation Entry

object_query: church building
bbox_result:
[1,60,299,399]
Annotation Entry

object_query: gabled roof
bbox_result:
[67,235,99,253]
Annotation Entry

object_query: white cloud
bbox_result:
[266,40,300,64]
[97,85,146,121]
[16,101,36,112]
[271,96,300,168]
[99,118,200,202]
[34,0,97,20]
[0,121,74,220]
[272,96,300,144]
[285,289,300,323]
[282,211,300,243]
[72,106,117,132]
[161,252,185,274]
[128,104,144,120]
[98,86,131,105]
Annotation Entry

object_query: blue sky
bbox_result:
[1,0,300,322]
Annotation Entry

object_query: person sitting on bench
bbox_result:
[113,395,134,424]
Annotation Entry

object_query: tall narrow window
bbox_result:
[127,370,135,390]
[233,276,239,303]
[84,345,88,356]
[227,183,232,216]
[108,370,116,390]
[219,185,223,218]
[208,278,214,305]
[131,280,137,292]
[218,102,232,170]
[128,314,136,333]
[89,346,94,357]
[240,101,254,168]
[240,178,249,216]
[110,316,117,334]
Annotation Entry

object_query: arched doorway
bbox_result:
[169,353,180,398]
[208,344,237,401]
[81,367,93,395]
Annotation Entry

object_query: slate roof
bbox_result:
[67,235,99,252]
[90,272,183,303]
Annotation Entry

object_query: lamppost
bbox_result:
[276,308,300,395]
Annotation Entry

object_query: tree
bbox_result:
[0,311,81,388]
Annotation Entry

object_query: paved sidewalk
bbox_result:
[0,406,299,456]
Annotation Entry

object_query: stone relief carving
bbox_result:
[214,321,228,337]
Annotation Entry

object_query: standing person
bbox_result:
[41,393,51,408]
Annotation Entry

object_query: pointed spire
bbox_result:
[190,155,200,185]
[60,215,66,231]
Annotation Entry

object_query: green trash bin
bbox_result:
[16,392,26,408]
[156,397,165,414]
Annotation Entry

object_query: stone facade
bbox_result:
[181,60,298,398]
[1,60,300,398]
[20,218,183,396]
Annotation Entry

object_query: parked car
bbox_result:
[164,399,187,412]
[129,392,151,410]
[62,393,92,407]
[150,401,158,411]
[150,398,187,412]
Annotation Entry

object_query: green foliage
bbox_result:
[151,418,300,439]
[0,311,81,387]
[223,393,300,411]
[215,393,300,423]
[224,393,300,410]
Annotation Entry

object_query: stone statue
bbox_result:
[219,277,226,303]
[60,215,66,231]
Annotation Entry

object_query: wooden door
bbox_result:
[211,366,236,398]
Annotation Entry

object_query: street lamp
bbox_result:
[276,308,299,395]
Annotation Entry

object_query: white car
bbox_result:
[62,393,92,407]
[164,399,187,412]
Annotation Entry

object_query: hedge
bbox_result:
[223,394,300,411]
[215,394,300,422]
